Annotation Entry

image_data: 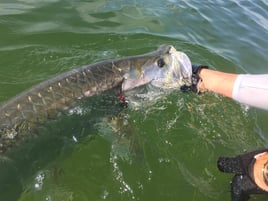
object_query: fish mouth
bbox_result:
[121,45,192,91]
[121,76,151,91]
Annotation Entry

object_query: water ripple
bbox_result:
[0,3,34,15]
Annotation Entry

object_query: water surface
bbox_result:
[0,1,268,201]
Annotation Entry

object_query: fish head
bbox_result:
[122,45,192,91]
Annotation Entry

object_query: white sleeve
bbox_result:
[232,74,268,110]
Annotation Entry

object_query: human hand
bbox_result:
[217,149,268,201]
[191,64,209,93]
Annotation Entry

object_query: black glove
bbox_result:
[180,64,209,93]
[217,149,268,201]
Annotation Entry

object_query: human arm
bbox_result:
[197,68,268,111]
[198,68,237,98]
[175,51,268,110]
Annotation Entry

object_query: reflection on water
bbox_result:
[76,1,165,33]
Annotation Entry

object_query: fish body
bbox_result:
[0,45,191,153]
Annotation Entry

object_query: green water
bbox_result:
[0,1,268,201]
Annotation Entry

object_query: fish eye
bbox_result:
[157,58,165,68]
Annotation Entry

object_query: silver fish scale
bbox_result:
[0,45,174,153]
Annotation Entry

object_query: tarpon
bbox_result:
[0,45,192,153]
